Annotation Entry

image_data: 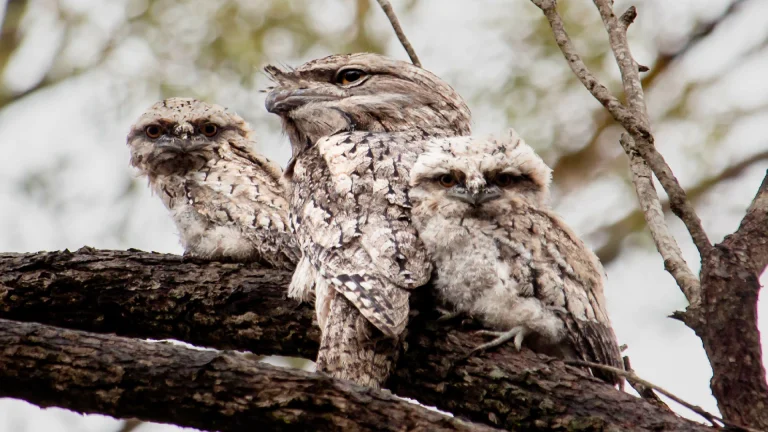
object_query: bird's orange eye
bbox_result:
[336,69,367,86]
[494,173,513,187]
[200,123,218,137]
[438,174,457,188]
[145,125,162,139]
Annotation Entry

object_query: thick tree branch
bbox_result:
[530,0,712,261]
[681,171,768,428]
[393,302,712,432]
[0,317,494,432]
[619,133,700,302]
[0,248,713,431]
[0,247,319,359]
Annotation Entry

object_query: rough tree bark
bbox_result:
[0,248,712,431]
[0,317,495,432]
[0,247,318,358]
[679,172,768,428]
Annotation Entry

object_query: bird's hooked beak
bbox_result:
[448,186,502,206]
[265,88,340,114]
[264,65,342,114]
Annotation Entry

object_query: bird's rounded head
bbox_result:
[127,97,253,178]
[264,53,472,157]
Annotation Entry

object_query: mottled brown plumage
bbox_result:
[127,97,299,269]
[409,130,623,385]
[265,53,471,387]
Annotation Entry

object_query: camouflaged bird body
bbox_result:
[151,143,299,269]
[289,130,435,338]
[128,98,299,270]
[418,203,623,381]
[410,132,623,385]
[265,53,472,388]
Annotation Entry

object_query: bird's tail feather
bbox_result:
[315,294,401,389]
[563,317,625,387]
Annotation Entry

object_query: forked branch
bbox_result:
[619,133,700,302]
[529,0,712,270]
[529,0,768,427]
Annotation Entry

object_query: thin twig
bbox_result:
[551,0,745,191]
[529,0,712,267]
[564,360,756,431]
[622,356,671,410]
[374,0,422,67]
[593,149,768,265]
[620,133,701,303]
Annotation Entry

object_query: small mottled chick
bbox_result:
[127,97,299,269]
[409,129,623,384]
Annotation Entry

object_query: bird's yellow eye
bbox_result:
[438,174,458,188]
[335,69,367,86]
[200,123,218,137]
[145,125,162,139]
[494,173,513,187]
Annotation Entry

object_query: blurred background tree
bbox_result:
[0,0,765,430]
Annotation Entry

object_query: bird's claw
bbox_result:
[470,326,530,354]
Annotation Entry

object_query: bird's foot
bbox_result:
[470,326,530,354]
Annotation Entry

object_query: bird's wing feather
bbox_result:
[183,151,299,267]
[497,206,623,383]
[319,132,432,287]
[291,131,431,337]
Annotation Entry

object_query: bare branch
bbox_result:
[0,318,496,432]
[590,1,768,427]
[552,0,746,192]
[531,0,768,427]
[598,4,648,124]
[593,149,768,264]
[595,0,712,259]
[622,356,671,411]
[619,133,700,303]
[529,0,712,260]
[374,0,422,67]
